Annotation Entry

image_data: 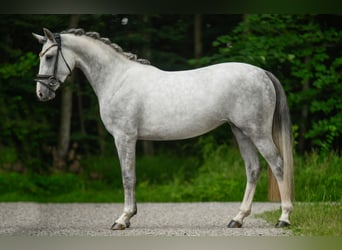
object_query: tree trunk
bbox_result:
[54,14,80,169]
[76,72,86,136]
[194,14,203,61]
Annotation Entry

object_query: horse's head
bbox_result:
[32,28,73,101]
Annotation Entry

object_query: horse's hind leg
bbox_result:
[250,134,293,226]
[228,125,261,228]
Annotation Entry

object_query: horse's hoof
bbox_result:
[275,220,290,228]
[111,222,129,230]
[227,220,242,228]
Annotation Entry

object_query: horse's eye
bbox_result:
[46,54,53,60]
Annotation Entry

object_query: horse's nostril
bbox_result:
[38,92,43,98]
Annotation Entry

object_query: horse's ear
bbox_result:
[32,33,46,44]
[43,28,56,42]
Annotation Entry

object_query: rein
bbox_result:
[35,33,72,92]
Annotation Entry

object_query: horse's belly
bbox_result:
[138,123,225,140]
[137,108,227,140]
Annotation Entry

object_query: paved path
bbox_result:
[0,202,290,236]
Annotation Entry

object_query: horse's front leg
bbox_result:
[111,132,137,230]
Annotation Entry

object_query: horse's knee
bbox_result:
[123,175,135,186]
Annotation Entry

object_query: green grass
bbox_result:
[256,202,342,236]
[293,151,342,201]
[0,144,341,203]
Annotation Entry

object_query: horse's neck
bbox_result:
[63,34,133,98]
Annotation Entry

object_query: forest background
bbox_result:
[0,14,341,204]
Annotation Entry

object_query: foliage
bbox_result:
[0,172,82,201]
[0,15,70,170]
[293,151,342,201]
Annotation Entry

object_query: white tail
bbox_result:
[266,71,294,201]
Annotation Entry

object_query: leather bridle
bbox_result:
[35,33,72,92]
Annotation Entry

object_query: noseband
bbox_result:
[35,33,72,92]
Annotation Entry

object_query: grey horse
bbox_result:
[33,28,293,230]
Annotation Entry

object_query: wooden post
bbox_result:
[268,167,281,201]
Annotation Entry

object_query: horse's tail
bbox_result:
[265,71,294,200]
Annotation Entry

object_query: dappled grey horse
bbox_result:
[33,28,294,230]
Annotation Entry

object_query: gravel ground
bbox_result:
[0,202,291,236]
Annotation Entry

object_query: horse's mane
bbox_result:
[61,28,150,65]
